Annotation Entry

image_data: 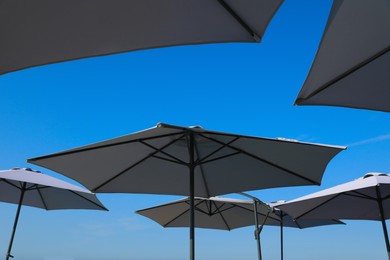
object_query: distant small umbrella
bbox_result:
[0,168,107,260]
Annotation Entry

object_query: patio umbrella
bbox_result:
[28,122,345,260]
[0,167,107,260]
[0,0,283,75]
[137,196,273,260]
[294,0,390,112]
[269,201,345,260]
[136,196,344,260]
[276,173,390,260]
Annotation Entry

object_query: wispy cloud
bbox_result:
[347,134,390,147]
[43,257,75,260]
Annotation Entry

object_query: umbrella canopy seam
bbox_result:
[68,190,109,211]
[200,134,321,186]
[28,132,184,161]
[36,188,49,210]
[296,46,390,105]
[211,200,232,231]
[295,193,342,220]
[216,0,261,42]
[92,134,187,191]
[162,199,205,228]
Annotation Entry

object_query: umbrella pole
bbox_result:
[253,200,271,260]
[280,214,284,260]
[380,217,390,260]
[6,183,26,260]
[253,201,262,260]
[376,187,390,260]
[189,132,195,260]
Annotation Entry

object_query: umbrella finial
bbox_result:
[10,167,41,173]
[363,172,389,179]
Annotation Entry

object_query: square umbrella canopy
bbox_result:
[136,196,344,260]
[0,168,107,260]
[277,173,390,260]
[0,0,283,75]
[28,122,345,260]
[295,0,390,112]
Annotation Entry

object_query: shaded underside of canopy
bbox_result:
[0,0,283,75]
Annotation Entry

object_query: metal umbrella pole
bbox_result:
[6,182,26,260]
[187,131,195,260]
[280,212,284,260]
[376,186,390,260]
[239,193,272,260]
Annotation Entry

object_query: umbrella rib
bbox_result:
[200,134,320,185]
[0,179,22,190]
[200,151,241,165]
[294,219,303,229]
[295,46,390,104]
[232,203,280,222]
[295,194,342,220]
[68,190,108,211]
[162,200,204,227]
[26,185,50,191]
[141,139,187,165]
[36,188,49,210]
[211,201,232,231]
[211,203,235,215]
[136,200,187,213]
[216,0,261,42]
[344,190,376,201]
[196,136,240,164]
[28,132,183,162]
[150,155,187,165]
[92,134,186,191]
[184,200,212,216]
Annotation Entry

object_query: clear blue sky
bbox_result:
[0,1,389,259]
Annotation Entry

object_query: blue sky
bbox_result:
[0,0,389,259]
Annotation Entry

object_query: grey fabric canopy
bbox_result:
[137,196,272,260]
[269,200,344,260]
[0,168,107,260]
[28,122,345,260]
[0,0,283,75]
[277,173,390,260]
[136,196,344,260]
[295,0,390,112]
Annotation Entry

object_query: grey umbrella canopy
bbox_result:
[269,201,344,260]
[28,122,345,260]
[137,196,274,260]
[136,196,344,260]
[277,173,390,260]
[295,0,390,112]
[0,0,283,75]
[0,168,107,260]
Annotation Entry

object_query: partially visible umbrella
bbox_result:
[0,168,108,260]
[28,123,345,260]
[269,200,345,260]
[0,0,283,75]
[136,196,344,260]
[277,173,390,260]
[137,196,273,260]
[295,0,390,112]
